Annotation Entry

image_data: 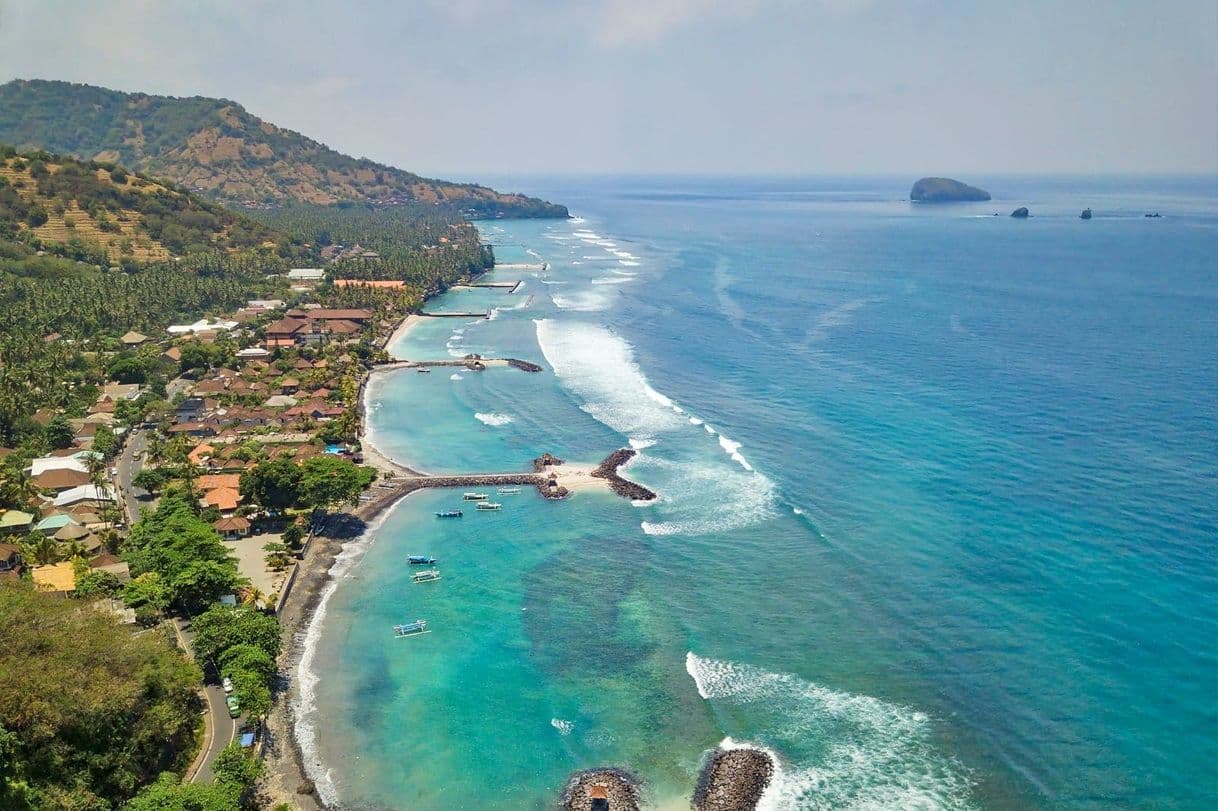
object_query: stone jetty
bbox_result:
[591,449,657,501]
[692,746,775,811]
[561,768,641,811]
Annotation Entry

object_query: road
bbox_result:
[115,427,149,524]
[173,618,238,783]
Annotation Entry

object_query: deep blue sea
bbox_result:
[297,176,1218,810]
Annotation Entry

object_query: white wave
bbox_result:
[550,718,574,735]
[526,249,541,258]
[451,328,465,336]
[629,437,657,450]
[569,216,586,224]
[717,434,754,471]
[572,229,599,238]
[581,255,615,261]
[571,261,583,265]
[475,412,514,427]
[552,291,612,312]
[618,260,641,266]
[595,239,617,247]
[704,423,717,435]
[609,249,636,259]
[636,456,775,537]
[685,653,975,811]
[295,498,413,808]
[793,506,804,515]
[591,276,635,285]
[541,279,568,285]
[535,320,687,440]
[450,373,463,381]
[689,417,704,426]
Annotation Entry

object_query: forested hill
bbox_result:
[0,79,567,218]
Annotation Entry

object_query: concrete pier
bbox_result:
[418,310,490,319]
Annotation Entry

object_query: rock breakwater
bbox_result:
[692,746,775,811]
[561,768,641,811]
[592,449,657,501]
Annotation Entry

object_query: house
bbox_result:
[166,422,215,438]
[176,397,206,423]
[0,510,35,535]
[162,346,182,364]
[264,317,311,343]
[34,513,79,535]
[247,299,285,310]
[54,485,115,508]
[235,347,270,360]
[33,468,93,492]
[286,268,325,282]
[0,542,23,579]
[89,553,132,583]
[197,473,242,492]
[167,318,239,335]
[32,562,77,593]
[204,487,241,514]
[120,330,149,347]
[263,394,298,409]
[307,308,372,323]
[99,382,143,402]
[188,443,216,466]
[214,516,251,541]
[279,377,300,394]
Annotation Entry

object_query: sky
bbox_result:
[0,0,1214,179]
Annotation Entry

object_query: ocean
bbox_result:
[296,176,1218,810]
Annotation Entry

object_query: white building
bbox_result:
[286,268,325,282]
[167,318,240,335]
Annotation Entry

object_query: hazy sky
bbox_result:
[0,0,1214,178]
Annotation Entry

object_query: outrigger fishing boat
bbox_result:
[463,492,489,501]
[496,487,522,495]
[475,502,502,511]
[407,555,436,565]
[435,510,463,519]
[416,367,432,373]
[393,620,428,637]
[411,569,441,583]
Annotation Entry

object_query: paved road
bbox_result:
[115,428,149,524]
[174,618,238,783]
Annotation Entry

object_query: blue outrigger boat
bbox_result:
[408,555,436,565]
[394,620,428,637]
[435,509,463,519]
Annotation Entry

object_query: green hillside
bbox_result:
[0,79,567,217]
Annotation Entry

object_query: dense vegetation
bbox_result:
[0,79,568,217]
[0,584,202,810]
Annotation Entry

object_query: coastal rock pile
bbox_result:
[507,358,543,372]
[591,449,657,501]
[692,746,775,811]
[533,452,564,471]
[561,768,642,811]
[540,472,570,500]
[1010,206,1030,218]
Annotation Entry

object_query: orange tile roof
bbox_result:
[196,473,242,492]
[204,487,241,511]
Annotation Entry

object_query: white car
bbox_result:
[222,676,233,694]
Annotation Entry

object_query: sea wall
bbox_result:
[592,449,658,501]
[692,746,775,811]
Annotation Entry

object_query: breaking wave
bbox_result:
[475,412,514,427]
[550,718,574,736]
[684,653,976,810]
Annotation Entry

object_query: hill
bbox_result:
[910,177,991,203]
[0,144,291,264]
[0,79,567,217]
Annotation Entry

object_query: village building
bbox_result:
[32,561,77,593]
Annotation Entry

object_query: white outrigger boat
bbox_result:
[393,620,429,637]
[475,502,502,511]
[411,569,441,584]
[463,492,489,501]
[496,487,522,495]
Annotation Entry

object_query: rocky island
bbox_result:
[910,177,992,203]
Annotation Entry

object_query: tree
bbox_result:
[228,668,272,720]
[171,559,240,615]
[74,569,122,599]
[212,741,264,791]
[216,644,275,681]
[0,585,201,809]
[123,571,170,614]
[123,773,239,811]
[108,355,149,384]
[282,521,304,550]
[45,415,75,449]
[263,542,290,570]
[190,605,281,664]
[121,491,240,613]
[239,459,301,511]
[92,423,118,458]
[297,456,375,513]
[133,467,170,493]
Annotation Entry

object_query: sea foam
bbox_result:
[684,653,976,810]
[475,412,514,427]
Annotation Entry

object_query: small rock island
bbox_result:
[910,177,991,203]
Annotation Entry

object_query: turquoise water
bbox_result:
[299,177,1218,809]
